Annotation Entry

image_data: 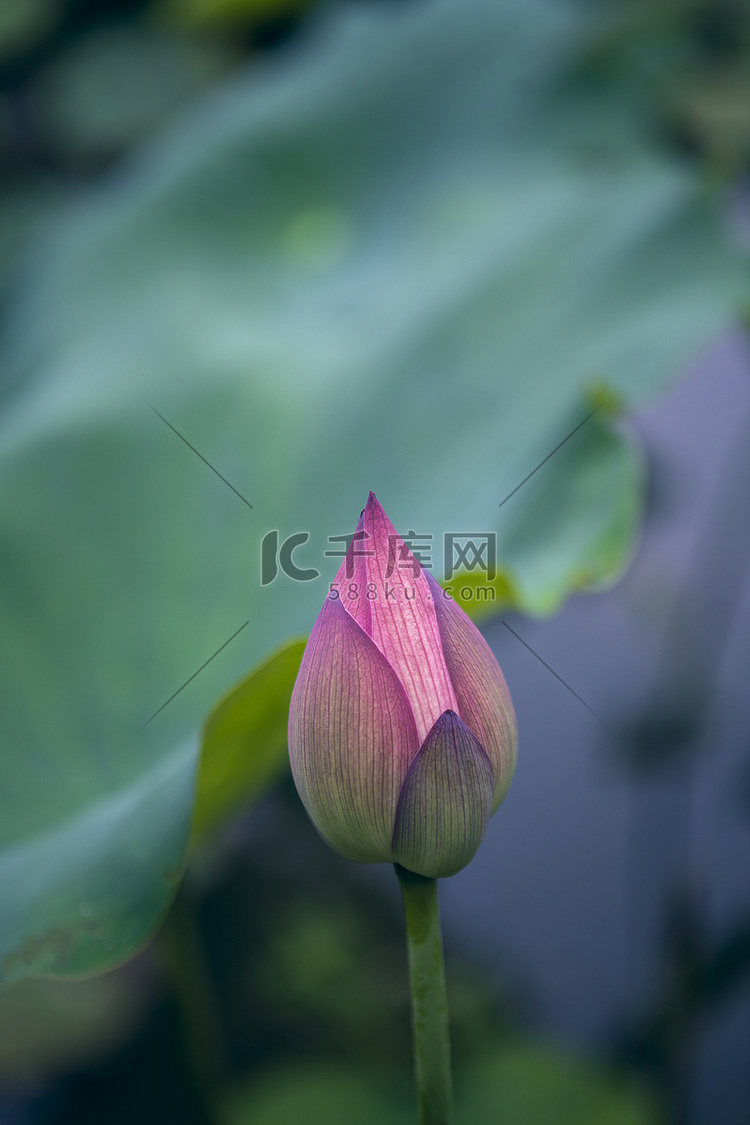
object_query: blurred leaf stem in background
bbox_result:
[157,878,227,1125]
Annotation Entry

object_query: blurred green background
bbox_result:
[1,0,750,1122]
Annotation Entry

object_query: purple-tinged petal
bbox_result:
[391,710,493,879]
[330,505,373,636]
[289,594,419,862]
[426,572,517,813]
[332,493,457,743]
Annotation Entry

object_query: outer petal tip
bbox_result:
[391,710,494,879]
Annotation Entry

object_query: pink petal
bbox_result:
[426,572,517,812]
[288,593,420,862]
[330,505,372,635]
[332,494,457,743]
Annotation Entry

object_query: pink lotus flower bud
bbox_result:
[288,494,517,878]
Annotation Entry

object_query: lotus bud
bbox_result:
[288,493,517,878]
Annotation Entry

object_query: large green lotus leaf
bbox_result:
[448,398,642,620]
[192,639,305,839]
[0,0,747,982]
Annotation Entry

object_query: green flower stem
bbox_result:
[396,865,454,1125]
